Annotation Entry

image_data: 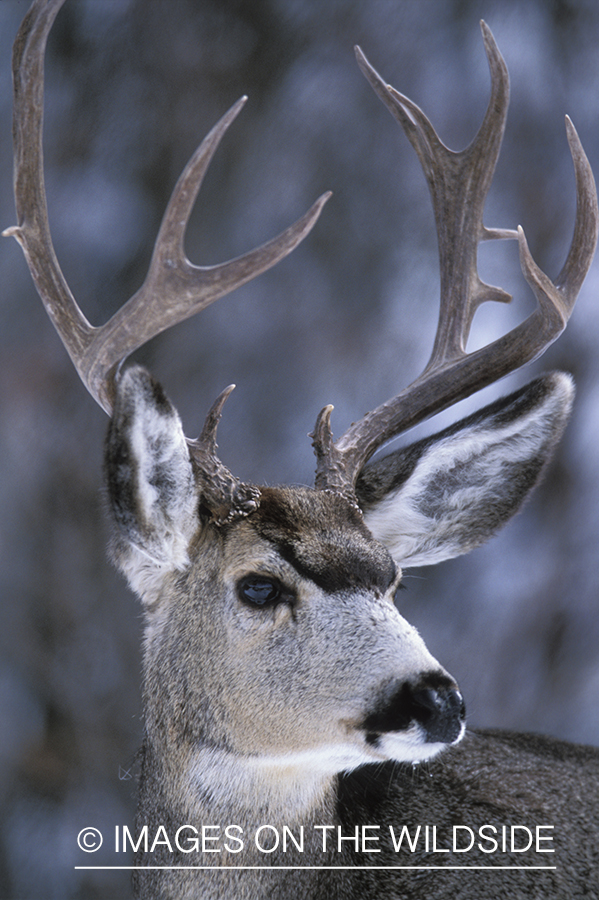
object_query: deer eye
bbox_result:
[237,575,284,607]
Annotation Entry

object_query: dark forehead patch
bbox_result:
[250,487,396,594]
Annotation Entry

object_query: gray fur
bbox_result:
[102,367,598,899]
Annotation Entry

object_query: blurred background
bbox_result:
[1,0,598,896]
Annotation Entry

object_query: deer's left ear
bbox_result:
[357,373,573,568]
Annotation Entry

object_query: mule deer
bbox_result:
[6,1,599,898]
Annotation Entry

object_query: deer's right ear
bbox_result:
[357,373,573,568]
[104,366,200,598]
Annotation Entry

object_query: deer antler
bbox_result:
[4,0,329,523]
[312,22,598,498]
[4,0,329,415]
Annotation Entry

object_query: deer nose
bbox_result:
[409,682,465,743]
[363,673,465,745]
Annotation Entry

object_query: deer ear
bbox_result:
[357,373,573,568]
[104,366,200,597]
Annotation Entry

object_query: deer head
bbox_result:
[5,0,597,825]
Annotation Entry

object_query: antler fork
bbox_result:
[312,23,598,499]
[4,0,329,416]
[4,0,329,522]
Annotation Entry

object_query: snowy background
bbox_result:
[1,0,598,896]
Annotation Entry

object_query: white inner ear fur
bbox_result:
[116,370,200,600]
[364,375,573,568]
[129,396,197,563]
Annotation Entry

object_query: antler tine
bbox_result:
[87,106,330,413]
[313,22,598,497]
[185,384,261,525]
[4,0,330,415]
[3,0,94,374]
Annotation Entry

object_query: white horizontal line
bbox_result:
[74,865,557,871]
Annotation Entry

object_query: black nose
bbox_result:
[409,681,465,743]
[363,672,465,744]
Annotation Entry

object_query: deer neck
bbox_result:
[185,744,340,823]
[137,736,341,870]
